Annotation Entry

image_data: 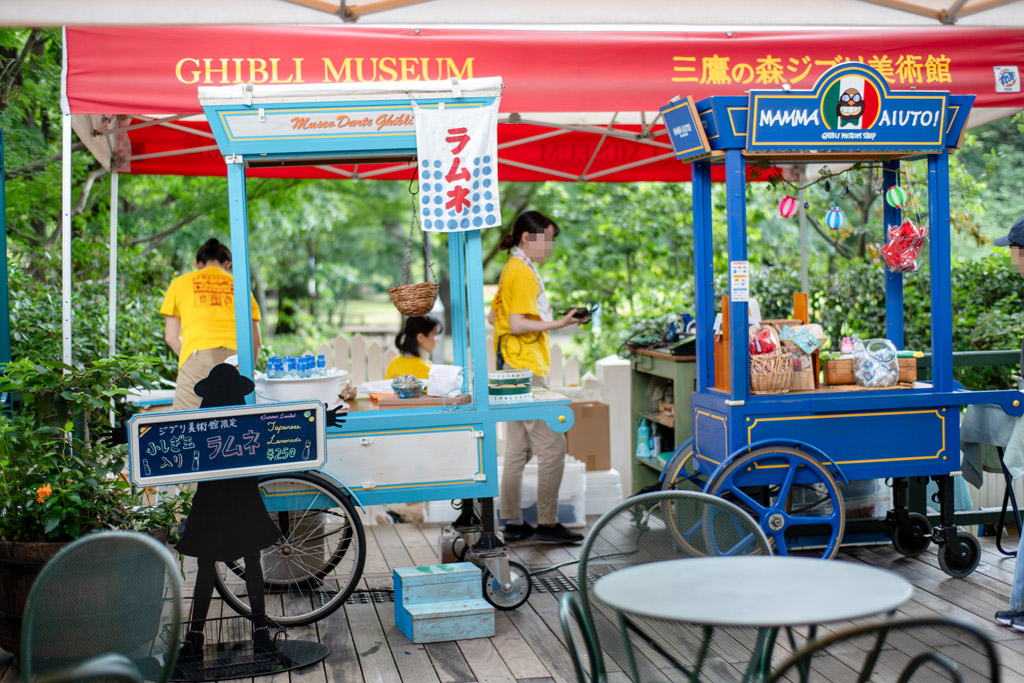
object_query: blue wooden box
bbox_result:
[394,563,495,643]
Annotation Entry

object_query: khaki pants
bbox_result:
[499,377,566,526]
[172,347,236,410]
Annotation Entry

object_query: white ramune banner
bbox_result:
[415,101,501,232]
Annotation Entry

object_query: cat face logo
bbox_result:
[838,88,865,125]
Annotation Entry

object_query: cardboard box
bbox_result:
[898,357,917,383]
[566,401,611,471]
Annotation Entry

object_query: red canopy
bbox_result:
[64,26,1024,182]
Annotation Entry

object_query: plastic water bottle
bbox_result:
[267,356,282,379]
[285,356,297,378]
[317,354,327,377]
[635,418,650,459]
[302,355,312,378]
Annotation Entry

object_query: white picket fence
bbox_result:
[310,332,581,388]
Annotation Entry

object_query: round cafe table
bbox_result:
[594,555,912,627]
[593,556,913,682]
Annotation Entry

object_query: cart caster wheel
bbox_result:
[892,512,931,558]
[482,561,532,610]
[937,531,981,578]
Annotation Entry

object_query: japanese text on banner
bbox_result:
[415,102,501,232]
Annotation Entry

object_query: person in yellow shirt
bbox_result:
[385,314,442,380]
[490,211,588,545]
[160,238,261,410]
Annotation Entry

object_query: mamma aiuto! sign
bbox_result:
[747,62,949,152]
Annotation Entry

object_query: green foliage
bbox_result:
[0,356,191,542]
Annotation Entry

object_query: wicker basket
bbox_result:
[387,282,439,317]
[750,352,793,395]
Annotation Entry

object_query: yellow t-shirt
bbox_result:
[160,266,261,368]
[385,355,432,380]
[492,257,549,378]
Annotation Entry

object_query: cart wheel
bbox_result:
[661,440,703,491]
[214,472,366,625]
[937,531,981,578]
[704,446,845,560]
[482,561,532,610]
[891,512,932,558]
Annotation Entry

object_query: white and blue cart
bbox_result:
[659,62,1024,577]
[130,78,574,623]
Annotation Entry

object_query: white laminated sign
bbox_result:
[730,260,750,303]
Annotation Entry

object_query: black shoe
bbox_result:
[996,609,1024,626]
[502,522,535,541]
[1012,616,1024,633]
[535,523,584,544]
[178,629,205,663]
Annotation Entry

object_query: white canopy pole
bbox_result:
[108,168,118,358]
[61,113,72,370]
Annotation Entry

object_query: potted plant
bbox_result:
[0,355,191,656]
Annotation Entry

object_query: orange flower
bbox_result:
[36,483,52,504]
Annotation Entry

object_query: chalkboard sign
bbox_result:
[127,400,326,486]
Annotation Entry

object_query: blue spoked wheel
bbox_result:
[704,446,845,559]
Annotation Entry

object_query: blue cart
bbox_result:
[175,77,575,623]
[658,62,1023,577]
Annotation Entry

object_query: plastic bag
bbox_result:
[853,337,899,388]
[748,325,779,356]
[426,364,464,397]
[882,220,928,273]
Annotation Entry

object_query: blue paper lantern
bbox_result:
[825,206,846,230]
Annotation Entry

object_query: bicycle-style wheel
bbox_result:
[704,446,845,560]
[214,472,366,625]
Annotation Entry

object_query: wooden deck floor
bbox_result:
[3,520,1024,682]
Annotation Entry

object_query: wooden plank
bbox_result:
[457,636,517,683]
[346,592,403,683]
[361,521,391,579]
[372,523,416,572]
[490,611,550,679]
[367,576,441,683]
[396,522,442,566]
[425,641,477,683]
[320,579,368,683]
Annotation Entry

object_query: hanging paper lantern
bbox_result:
[825,206,846,230]
[779,195,798,218]
[885,185,907,208]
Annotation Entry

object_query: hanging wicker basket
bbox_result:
[750,352,793,395]
[388,282,439,317]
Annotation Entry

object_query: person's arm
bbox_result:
[164,316,182,355]
[508,311,581,334]
[487,307,496,326]
[252,321,262,364]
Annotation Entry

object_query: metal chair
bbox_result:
[560,490,771,682]
[767,617,1001,683]
[20,531,184,683]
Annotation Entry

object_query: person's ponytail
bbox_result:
[196,238,232,265]
[501,210,559,253]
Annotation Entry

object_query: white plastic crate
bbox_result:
[585,468,623,516]
[497,456,588,527]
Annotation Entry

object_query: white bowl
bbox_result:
[254,369,350,405]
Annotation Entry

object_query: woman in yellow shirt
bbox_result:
[385,314,442,380]
[490,210,588,545]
